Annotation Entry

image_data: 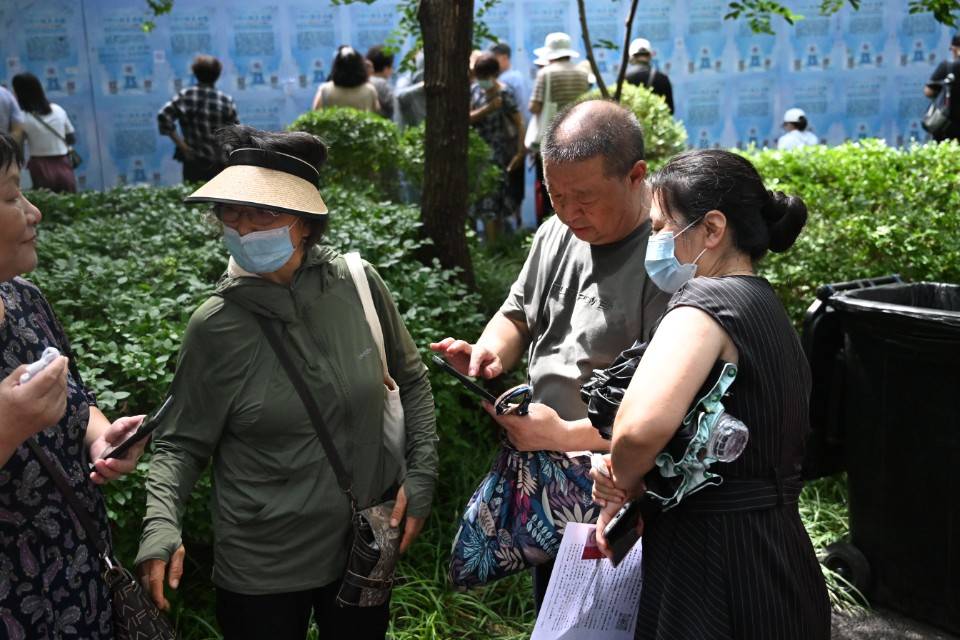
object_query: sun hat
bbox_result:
[629,38,653,57]
[783,108,807,124]
[534,32,580,62]
[184,147,328,217]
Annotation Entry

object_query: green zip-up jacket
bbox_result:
[135,246,438,594]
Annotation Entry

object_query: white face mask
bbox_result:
[477,79,495,90]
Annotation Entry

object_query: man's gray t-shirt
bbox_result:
[500,215,669,421]
[0,86,23,135]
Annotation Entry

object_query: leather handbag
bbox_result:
[25,438,177,640]
[344,252,406,470]
[255,315,403,608]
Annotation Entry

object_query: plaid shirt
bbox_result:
[157,83,238,162]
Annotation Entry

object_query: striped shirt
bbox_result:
[157,83,238,163]
[531,61,589,108]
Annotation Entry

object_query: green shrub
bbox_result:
[745,140,960,322]
[398,123,501,205]
[288,107,403,198]
[583,83,688,171]
[288,107,499,205]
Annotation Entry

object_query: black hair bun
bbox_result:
[762,190,807,253]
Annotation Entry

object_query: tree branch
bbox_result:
[576,0,609,99]
[614,0,640,102]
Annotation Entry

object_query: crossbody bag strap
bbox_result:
[29,111,69,145]
[343,253,390,377]
[254,315,356,505]
[646,67,657,88]
[24,438,110,560]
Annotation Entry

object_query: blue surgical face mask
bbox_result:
[477,79,495,90]
[222,223,297,274]
[644,219,706,293]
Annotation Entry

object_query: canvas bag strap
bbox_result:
[545,65,551,103]
[24,438,111,561]
[254,315,356,505]
[343,253,391,379]
[29,111,68,145]
[646,67,657,88]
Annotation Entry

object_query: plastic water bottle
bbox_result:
[705,413,749,463]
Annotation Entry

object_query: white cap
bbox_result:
[534,32,580,62]
[783,108,807,123]
[629,38,653,57]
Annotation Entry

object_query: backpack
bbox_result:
[923,66,956,136]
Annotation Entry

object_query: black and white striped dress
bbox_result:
[635,276,831,640]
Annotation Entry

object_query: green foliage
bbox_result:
[725,0,806,34]
[288,108,498,205]
[583,83,688,171]
[745,140,960,322]
[725,0,958,32]
[398,123,501,206]
[288,108,405,198]
[908,0,960,27]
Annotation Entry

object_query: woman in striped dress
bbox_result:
[594,149,830,639]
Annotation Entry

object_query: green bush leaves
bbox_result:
[747,139,960,322]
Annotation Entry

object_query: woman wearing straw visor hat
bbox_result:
[134,125,438,640]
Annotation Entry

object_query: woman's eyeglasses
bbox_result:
[214,205,283,226]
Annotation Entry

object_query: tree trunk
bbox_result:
[418,0,475,287]
[576,0,609,99]
[614,0,641,102]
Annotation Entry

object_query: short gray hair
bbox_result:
[541,99,645,178]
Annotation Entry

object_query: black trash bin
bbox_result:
[823,282,960,634]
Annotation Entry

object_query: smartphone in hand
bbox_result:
[430,355,497,403]
[101,395,174,461]
[430,355,533,416]
[604,500,641,566]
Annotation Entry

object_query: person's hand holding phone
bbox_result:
[590,454,628,508]
[429,337,503,379]
[88,414,146,485]
[482,401,570,451]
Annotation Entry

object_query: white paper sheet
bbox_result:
[531,522,643,640]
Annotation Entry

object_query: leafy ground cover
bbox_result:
[24,139,960,637]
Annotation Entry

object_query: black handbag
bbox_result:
[255,316,403,607]
[24,438,177,640]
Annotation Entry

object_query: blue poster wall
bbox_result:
[0,0,954,191]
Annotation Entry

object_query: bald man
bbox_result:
[431,100,668,608]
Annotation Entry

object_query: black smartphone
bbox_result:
[101,395,175,461]
[603,498,644,567]
[430,355,497,404]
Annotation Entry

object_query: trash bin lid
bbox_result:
[832,282,960,328]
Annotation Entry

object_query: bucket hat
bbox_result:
[534,32,580,62]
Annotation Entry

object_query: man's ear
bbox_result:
[627,160,648,187]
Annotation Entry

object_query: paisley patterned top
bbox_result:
[0,277,113,639]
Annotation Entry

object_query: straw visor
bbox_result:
[184,148,328,218]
